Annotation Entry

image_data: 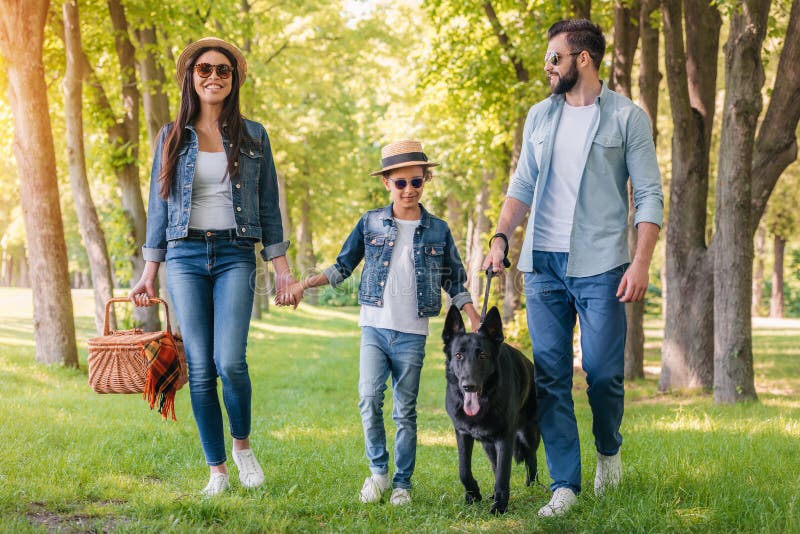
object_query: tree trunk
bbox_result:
[571,0,591,19]
[752,224,766,316]
[135,25,171,149]
[770,234,785,318]
[106,0,158,331]
[0,0,78,367]
[63,0,116,335]
[468,179,490,305]
[713,0,769,404]
[609,0,640,97]
[295,190,316,304]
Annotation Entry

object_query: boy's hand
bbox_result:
[276,282,304,308]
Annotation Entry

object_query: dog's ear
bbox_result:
[479,306,504,344]
[442,304,465,346]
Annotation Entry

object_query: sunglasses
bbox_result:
[387,177,426,189]
[544,50,581,66]
[193,63,234,79]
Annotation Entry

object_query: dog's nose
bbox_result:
[462,384,478,393]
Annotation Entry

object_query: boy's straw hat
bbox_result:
[370,140,439,176]
[176,37,247,87]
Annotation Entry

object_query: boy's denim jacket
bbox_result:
[323,204,472,318]
[142,119,289,263]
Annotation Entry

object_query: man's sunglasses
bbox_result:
[387,177,426,189]
[544,50,581,66]
[194,63,234,79]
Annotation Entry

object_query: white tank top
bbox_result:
[188,151,237,230]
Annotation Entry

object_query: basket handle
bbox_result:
[104,297,174,336]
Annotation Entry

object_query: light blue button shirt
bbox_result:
[507,82,664,277]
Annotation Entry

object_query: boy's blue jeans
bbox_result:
[166,234,256,466]
[358,327,427,490]
[525,251,627,494]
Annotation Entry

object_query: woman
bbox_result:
[130,37,297,496]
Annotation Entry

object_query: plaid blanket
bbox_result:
[143,333,182,421]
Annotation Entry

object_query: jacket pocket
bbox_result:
[365,235,386,260]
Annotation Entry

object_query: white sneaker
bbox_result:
[537,487,577,517]
[389,488,411,506]
[594,451,622,495]
[201,472,230,496]
[359,474,390,503]
[232,448,265,488]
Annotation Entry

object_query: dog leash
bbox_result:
[481,234,511,321]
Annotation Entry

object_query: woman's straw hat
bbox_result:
[176,37,247,87]
[370,140,440,176]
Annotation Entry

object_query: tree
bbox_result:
[0,0,78,366]
[62,0,116,334]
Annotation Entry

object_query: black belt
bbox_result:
[186,228,239,239]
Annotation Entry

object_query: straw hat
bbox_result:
[176,37,247,87]
[369,140,440,176]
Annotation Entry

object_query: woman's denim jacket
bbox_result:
[142,119,289,263]
[323,204,472,318]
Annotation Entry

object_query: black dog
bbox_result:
[442,305,540,514]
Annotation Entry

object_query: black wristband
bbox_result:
[489,233,511,268]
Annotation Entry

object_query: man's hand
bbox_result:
[482,238,508,276]
[616,261,649,302]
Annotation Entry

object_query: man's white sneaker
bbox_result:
[232,448,265,488]
[594,451,622,495]
[201,472,230,496]
[389,488,411,506]
[537,487,577,517]
[359,474,390,503]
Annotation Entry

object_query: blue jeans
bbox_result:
[525,251,626,494]
[166,232,256,466]
[358,327,427,490]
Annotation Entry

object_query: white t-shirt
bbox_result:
[533,102,598,251]
[359,218,429,335]
[188,151,237,230]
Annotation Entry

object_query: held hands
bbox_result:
[275,281,304,309]
[617,261,649,302]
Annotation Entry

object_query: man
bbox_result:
[483,19,663,517]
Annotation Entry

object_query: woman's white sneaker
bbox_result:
[389,488,411,506]
[537,487,577,517]
[594,451,622,495]
[201,472,230,496]
[359,474,390,503]
[232,448,265,488]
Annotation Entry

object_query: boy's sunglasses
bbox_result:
[194,63,234,79]
[544,50,581,66]
[387,177,426,189]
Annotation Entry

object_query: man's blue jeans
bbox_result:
[525,251,626,494]
[358,327,427,490]
[166,234,256,466]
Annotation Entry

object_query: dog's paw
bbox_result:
[490,500,508,515]
[464,491,482,504]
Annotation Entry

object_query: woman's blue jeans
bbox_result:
[525,251,627,494]
[358,327,427,490]
[166,232,256,466]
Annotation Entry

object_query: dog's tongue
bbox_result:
[463,392,480,416]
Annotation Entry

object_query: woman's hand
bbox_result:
[272,256,300,309]
[129,261,160,306]
[276,282,304,308]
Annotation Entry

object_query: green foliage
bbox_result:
[0,289,799,531]
[316,275,361,307]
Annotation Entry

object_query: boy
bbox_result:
[278,140,480,505]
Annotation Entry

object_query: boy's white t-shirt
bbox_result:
[359,218,429,335]
[532,101,598,251]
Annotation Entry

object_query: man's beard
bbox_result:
[551,62,579,95]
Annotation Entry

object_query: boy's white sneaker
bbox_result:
[537,487,577,517]
[389,488,411,506]
[359,474,390,503]
[594,451,622,495]
[201,472,230,496]
[232,448,265,488]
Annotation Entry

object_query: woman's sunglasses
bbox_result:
[387,177,426,189]
[544,50,581,66]
[194,63,234,79]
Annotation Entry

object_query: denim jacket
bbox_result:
[142,118,289,263]
[507,82,664,277]
[323,204,472,318]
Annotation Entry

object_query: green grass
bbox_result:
[0,288,798,533]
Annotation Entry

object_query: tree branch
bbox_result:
[482,1,529,83]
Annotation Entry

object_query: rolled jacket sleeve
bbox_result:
[626,108,664,228]
[142,125,170,263]
[258,126,291,262]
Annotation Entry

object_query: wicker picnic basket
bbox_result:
[87,298,188,394]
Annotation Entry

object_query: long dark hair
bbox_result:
[158,46,244,199]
